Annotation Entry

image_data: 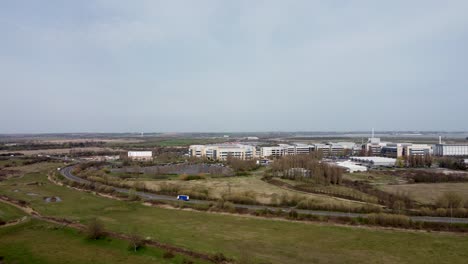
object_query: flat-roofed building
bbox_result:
[381,143,404,158]
[314,144,331,156]
[189,144,256,160]
[404,144,432,156]
[335,160,368,173]
[434,144,468,157]
[127,151,153,161]
[260,143,315,158]
[261,145,287,157]
[350,156,396,167]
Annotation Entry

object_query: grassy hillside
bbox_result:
[0,220,207,264]
[0,201,26,222]
[2,165,468,263]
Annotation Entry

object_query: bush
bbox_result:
[279,193,302,207]
[179,174,204,181]
[436,192,464,209]
[128,188,139,201]
[223,191,258,205]
[366,213,410,228]
[128,233,145,252]
[212,252,228,263]
[158,182,181,195]
[163,251,175,259]
[86,218,105,239]
[288,209,299,219]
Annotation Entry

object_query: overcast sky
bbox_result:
[1,1,468,133]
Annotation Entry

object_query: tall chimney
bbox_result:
[439,136,442,144]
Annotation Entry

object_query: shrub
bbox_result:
[436,192,464,209]
[128,188,139,201]
[182,259,194,264]
[288,209,299,219]
[128,233,145,252]
[86,218,105,239]
[163,251,175,259]
[279,193,302,207]
[158,182,181,195]
[212,252,228,263]
[366,213,410,228]
[223,191,258,205]
[179,174,205,181]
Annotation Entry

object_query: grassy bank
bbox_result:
[0,219,207,264]
[2,166,468,263]
[0,201,26,222]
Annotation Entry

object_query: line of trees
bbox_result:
[438,157,467,171]
[270,154,343,185]
[405,154,432,168]
[225,156,259,173]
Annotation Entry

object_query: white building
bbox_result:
[260,143,315,158]
[260,145,287,157]
[350,156,396,167]
[335,160,368,173]
[434,144,468,157]
[366,138,388,156]
[189,144,256,160]
[127,151,153,161]
[405,144,432,156]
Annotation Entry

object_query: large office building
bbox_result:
[260,143,315,158]
[405,144,432,156]
[260,145,287,157]
[189,144,256,160]
[127,151,153,161]
[366,137,386,156]
[434,144,468,157]
[381,143,432,158]
[260,142,357,158]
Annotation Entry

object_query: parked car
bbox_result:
[177,195,190,201]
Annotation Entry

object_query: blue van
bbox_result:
[177,195,190,201]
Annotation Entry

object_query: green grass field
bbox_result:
[2,164,468,263]
[0,219,207,264]
[0,201,26,222]
[380,182,468,205]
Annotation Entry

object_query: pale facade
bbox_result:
[189,144,256,160]
[127,151,153,161]
[434,144,468,156]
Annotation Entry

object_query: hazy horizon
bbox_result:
[2,1,468,133]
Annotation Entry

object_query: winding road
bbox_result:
[60,166,468,224]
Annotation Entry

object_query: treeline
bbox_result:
[270,154,343,185]
[404,154,432,168]
[0,141,106,151]
[406,171,468,183]
[225,156,259,174]
[415,192,468,218]
[343,179,414,209]
[70,150,119,157]
[438,158,467,171]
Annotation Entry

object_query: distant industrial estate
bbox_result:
[188,138,467,160]
[182,134,468,173]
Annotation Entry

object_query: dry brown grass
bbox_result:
[128,176,365,208]
[380,183,468,205]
